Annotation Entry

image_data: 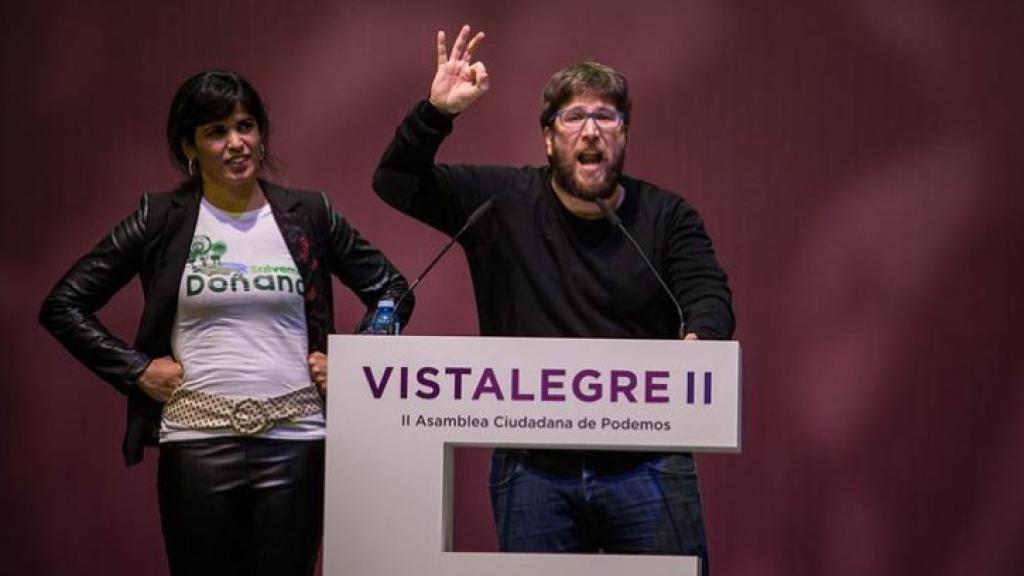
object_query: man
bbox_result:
[374,25,734,571]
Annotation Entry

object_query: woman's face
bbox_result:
[185,103,262,191]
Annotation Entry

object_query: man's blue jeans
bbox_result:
[489,449,708,572]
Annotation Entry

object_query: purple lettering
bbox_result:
[415,367,440,399]
[572,369,602,402]
[510,368,533,401]
[645,370,670,403]
[541,368,566,401]
[445,367,472,400]
[472,368,505,400]
[610,370,638,403]
[363,365,393,399]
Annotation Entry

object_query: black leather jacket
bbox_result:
[40,180,413,465]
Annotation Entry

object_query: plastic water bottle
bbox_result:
[369,299,398,335]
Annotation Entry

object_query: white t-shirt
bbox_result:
[161,197,325,442]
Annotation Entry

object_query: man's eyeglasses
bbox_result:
[553,107,624,131]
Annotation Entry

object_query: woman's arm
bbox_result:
[321,194,415,333]
[39,197,153,394]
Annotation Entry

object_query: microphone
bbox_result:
[387,197,496,333]
[595,197,686,339]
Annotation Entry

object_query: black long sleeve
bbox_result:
[374,100,734,340]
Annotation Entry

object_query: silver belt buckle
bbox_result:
[230,398,270,435]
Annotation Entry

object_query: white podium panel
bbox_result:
[325,335,741,576]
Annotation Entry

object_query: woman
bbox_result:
[39,70,413,575]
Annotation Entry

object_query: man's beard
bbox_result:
[549,146,626,202]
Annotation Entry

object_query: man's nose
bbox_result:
[581,115,601,136]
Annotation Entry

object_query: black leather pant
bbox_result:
[157,437,325,576]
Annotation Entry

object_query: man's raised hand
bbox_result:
[429,25,488,116]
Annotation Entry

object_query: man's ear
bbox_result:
[543,127,553,157]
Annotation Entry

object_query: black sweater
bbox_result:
[374,100,734,341]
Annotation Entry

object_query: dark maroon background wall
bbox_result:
[3,1,1022,574]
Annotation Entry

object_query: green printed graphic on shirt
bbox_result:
[185,234,304,297]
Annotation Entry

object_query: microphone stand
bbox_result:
[595,198,686,339]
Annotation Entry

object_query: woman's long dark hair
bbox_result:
[166,70,272,178]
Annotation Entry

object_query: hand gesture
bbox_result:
[137,356,183,402]
[309,351,328,397]
[429,25,489,116]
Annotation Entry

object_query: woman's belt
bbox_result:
[163,385,324,435]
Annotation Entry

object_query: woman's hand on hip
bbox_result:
[309,352,328,397]
[137,356,183,402]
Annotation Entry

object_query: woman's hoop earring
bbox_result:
[259,143,267,163]
[187,157,196,177]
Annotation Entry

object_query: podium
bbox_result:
[324,335,741,576]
